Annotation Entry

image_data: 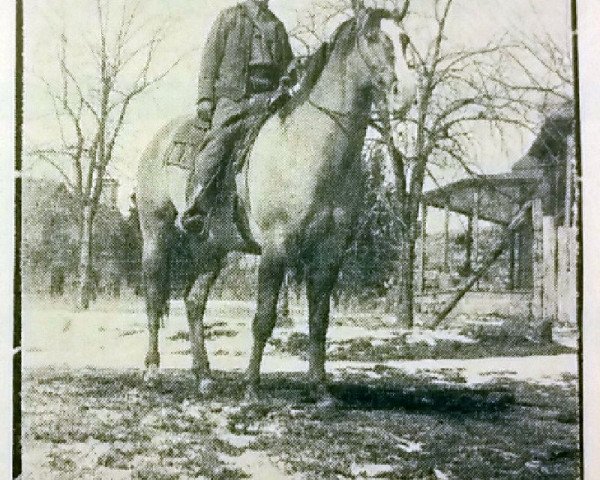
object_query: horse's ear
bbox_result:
[352,0,365,14]
[399,32,410,55]
[357,9,382,34]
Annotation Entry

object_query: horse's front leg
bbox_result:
[246,250,285,401]
[306,258,342,407]
[185,264,222,395]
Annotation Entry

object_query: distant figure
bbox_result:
[178,0,293,233]
[50,267,65,297]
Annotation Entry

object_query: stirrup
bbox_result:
[181,213,206,233]
[178,209,212,240]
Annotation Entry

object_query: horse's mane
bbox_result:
[279,19,357,120]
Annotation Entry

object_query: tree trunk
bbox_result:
[278,272,290,319]
[77,205,94,310]
[396,230,416,328]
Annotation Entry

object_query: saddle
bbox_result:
[165,106,272,173]
[165,119,210,170]
[167,108,273,249]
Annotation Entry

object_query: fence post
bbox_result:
[473,190,480,289]
[556,226,570,324]
[531,198,551,342]
[542,216,557,326]
[508,233,516,291]
[464,215,473,276]
[444,205,450,273]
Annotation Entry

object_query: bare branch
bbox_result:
[29,151,76,193]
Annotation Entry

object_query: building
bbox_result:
[416,105,577,337]
[22,176,129,297]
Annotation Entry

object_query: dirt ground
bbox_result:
[21,296,581,479]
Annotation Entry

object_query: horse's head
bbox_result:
[352,5,417,117]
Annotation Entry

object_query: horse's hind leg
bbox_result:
[185,262,223,394]
[246,250,285,400]
[141,222,172,379]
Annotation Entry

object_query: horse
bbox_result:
[136,7,416,404]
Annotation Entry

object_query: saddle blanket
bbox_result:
[164,110,271,174]
[165,119,209,170]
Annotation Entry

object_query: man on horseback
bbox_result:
[178,0,293,233]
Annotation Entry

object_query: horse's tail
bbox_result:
[136,119,186,329]
[140,226,174,328]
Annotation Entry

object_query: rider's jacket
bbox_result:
[197,1,293,106]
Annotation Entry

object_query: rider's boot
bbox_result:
[176,187,210,236]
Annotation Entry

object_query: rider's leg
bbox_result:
[178,122,244,232]
[175,97,255,233]
[178,134,228,231]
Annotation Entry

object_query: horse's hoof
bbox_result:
[315,392,339,409]
[242,386,261,405]
[143,365,160,385]
[197,378,215,396]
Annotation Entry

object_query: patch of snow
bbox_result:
[345,367,381,379]
[181,400,205,420]
[221,406,242,416]
[406,333,438,346]
[350,463,394,477]
[382,354,578,386]
[262,423,284,435]
[395,438,423,453]
[227,450,298,480]
[21,298,578,389]
[525,460,543,471]
[434,468,451,479]
[219,432,255,449]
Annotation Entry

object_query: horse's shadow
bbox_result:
[329,381,514,413]
[259,374,514,414]
[156,371,516,414]
[33,368,515,415]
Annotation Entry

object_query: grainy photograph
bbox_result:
[14,0,583,478]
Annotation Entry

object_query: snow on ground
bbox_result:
[22,296,578,388]
[21,296,581,479]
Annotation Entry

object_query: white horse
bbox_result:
[136,7,416,404]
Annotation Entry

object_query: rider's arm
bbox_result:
[197,10,229,110]
[276,22,294,80]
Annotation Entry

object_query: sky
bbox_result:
[22,0,572,225]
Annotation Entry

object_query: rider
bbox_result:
[178,0,294,233]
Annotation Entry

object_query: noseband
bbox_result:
[355,32,395,91]
[306,26,398,131]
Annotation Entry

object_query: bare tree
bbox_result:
[376,0,574,326]
[31,0,182,309]
[290,0,573,326]
[290,0,353,55]
[503,29,573,113]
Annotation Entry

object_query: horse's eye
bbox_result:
[399,33,410,56]
[365,30,378,42]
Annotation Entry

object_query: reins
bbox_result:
[304,29,387,135]
[307,98,355,137]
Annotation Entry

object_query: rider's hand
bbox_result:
[197,99,213,124]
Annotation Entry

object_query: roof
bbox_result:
[422,173,540,224]
[422,103,573,225]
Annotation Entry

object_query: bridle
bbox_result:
[307,23,397,130]
[306,98,354,137]
[355,31,390,87]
